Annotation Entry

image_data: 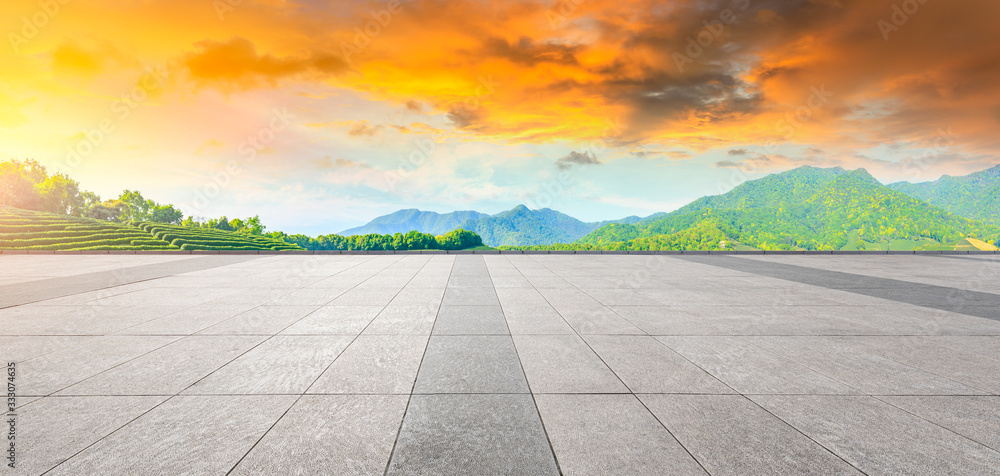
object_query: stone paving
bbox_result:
[2,254,1000,475]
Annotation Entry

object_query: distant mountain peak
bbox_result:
[844,168,880,184]
[887,163,1000,225]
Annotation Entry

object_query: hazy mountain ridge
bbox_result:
[340,205,662,247]
[455,205,597,247]
[337,165,1000,250]
[339,209,489,236]
[888,165,1000,225]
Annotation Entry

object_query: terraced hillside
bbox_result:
[0,207,302,251]
[133,222,302,251]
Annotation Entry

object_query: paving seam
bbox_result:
[871,395,1000,453]
[39,394,176,475]
[525,255,714,476]
[0,255,261,309]
[226,254,421,475]
[528,255,870,475]
[492,255,564,475]
[382,255,456,476]
[927,254,1000,264]
[671,256,1000,392]
[385,255,561,474]
[675,255,1000,321]
[38,255,385,474]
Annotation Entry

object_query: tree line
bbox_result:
[270,229,483,251]
[1,159,267,234]
[2,159,488,251]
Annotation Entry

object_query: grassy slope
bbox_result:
[0,207,302,251]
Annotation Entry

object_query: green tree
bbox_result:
[0,159,45,209]
[240,215,266,235]
[208,216,234,231]
[35,174,83,215]
[117,190,152,221]
[85,200,127,221]
[436,229,483,250]
[148,204,184,225]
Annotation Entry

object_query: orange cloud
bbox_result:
[6,0,1000,175]
[184,37,348,89]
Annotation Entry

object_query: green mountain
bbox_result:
[888,165,1000,225]
[457,205,600,247]
[339,209,488,236]
[575,166,998,251]
[340,206,659,247]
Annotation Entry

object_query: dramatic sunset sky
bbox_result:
[3,0,999,233]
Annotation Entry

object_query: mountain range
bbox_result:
[889,165,1000,225]
[340,209,488,236]
[341,205,658,247]
[337,164,1000,250]
[575,166,997,251]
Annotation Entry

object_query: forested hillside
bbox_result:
[456,205,601,247]
[573,167,998,251]
[889,165,1000,225]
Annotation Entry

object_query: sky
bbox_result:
[2,0,999,235]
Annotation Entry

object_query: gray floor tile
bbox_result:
[446,275,494,288]
[8,254,1000,474]
[117,303,258,335]
[585,335,731,394]
[57,335,266,395]
[880,396,1000,451]
[752,336,985,395]
[10,396,167,475]
[441,287,499,306]
[231,395,409,475]
[281,305,382,335]
[46,395,297,475]
[753,395,1000,476]
[17,335,180,396]
[387,394,558,475]
[414,336,529,394]
[389,287,445,306]
[432,305,509,335]
[185,336,353,394]
[328,288,401,306]
[502,304,576,335]
[198,305,320,335]
[839,336,1000,394]
[553,304,645,334]
[535,394,706,475]
[0,335,91,362]
[309,335,428,394]
[513,335,627,393]
[364,305,439,335]
[657,336,858,395]
[611,306,724,335]
[640,394,862,475]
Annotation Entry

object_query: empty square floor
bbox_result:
[2,253,1000,475]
